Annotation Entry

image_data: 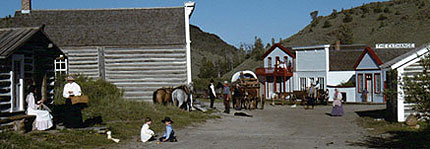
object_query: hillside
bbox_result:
[281,0,430,47]
[190,25,243,79]
[223,0,430,79]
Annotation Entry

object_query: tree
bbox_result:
[322,20,332,28]
[403,54,430,124]
[336,24,354,44]
[251,36,264,60]
[343,14,353,23]
[310,10,319,21]
[198,57,216,78]
[271,38,275,45]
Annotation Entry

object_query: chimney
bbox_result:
[335,40,341,51]
[21,0,31,14]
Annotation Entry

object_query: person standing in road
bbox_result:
[208,79,217,109]
[222,81,231,114]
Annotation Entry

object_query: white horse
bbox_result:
[172,83,194,111]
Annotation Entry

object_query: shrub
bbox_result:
[360,5,369,14]
[374,5,383,13]
[378,14,388,21]
[343,14,353,23]
[384,7,392,13]
[322,20,332,28]
[395,11,401,15]
[330,9,338,19]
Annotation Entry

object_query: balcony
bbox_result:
[255,66,293,77]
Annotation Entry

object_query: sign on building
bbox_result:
[375,43,415,49]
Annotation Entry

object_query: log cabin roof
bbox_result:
[329,46,413,71]
[0,26,40,58]
[0,7,186,47]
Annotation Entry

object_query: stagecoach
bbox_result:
[231,71,263,110]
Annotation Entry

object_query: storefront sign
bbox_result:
[375,43,415,49]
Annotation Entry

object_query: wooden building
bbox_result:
[379,44,430,122]
[0,26,63,119]
[353,46,414,103]
[256,43,295,99]
[1,1,195,101]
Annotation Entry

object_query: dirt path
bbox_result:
[117,103,384,149]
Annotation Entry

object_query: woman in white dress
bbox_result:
[140,117,155,142]
[26,85,53,131]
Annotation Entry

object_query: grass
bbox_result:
[0,75,218,148]
[353,109,430,148]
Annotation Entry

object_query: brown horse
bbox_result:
[243,88,259,110]
[153,87,173,105]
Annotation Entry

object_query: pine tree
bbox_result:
[403,54,430,124]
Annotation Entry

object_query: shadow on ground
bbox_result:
[355,109,391,121]
[348,129,430,148]
[350,109,430,148]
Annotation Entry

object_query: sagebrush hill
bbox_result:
[282,0,430,47]
[223,0,430,79]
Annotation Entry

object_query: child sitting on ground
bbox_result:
[159,117,177,142]
[140,117,155,142]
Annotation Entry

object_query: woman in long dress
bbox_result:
[331,89,344,116]
[140,117,155,142]
[26,86,53,130]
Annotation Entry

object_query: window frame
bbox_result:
[358,73,363,93]
[54,56,68,77]
[268,57,272,69]
[374,73,381,94]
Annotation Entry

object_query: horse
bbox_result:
[153,87,173,105]
[171,83,194,111]
[243,88,259,110]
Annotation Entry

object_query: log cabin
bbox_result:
[0,0,195,101]
[0,26,63,130]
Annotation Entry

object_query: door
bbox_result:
[365,74,373,102]
[12,55,24,112]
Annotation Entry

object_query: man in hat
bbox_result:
[63,76,82,98]
[222,81,231,114]
[62,75,83,128]
[208,79,217,109]
[159,117,177,142]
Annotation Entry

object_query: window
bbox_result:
[309,78,315,85]
[275,57,280,68]
[318,77,325,89]
[55,55,68,76]
[268,57,272,69]
[300,77,307,91]
[374,73,381,94]
[284,56,288,68]
[358,74,363,93]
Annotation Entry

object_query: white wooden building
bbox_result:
[380,44,430,122]
[256,43,295,99]
[1,1,196,101]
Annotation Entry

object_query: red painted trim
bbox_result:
[374,73,381,94]
[383,81,387,102]
[353,47,384,69]
[357,73,363,93]
[261,43,296,59]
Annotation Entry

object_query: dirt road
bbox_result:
[119,103,384,149]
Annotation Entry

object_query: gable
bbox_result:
[261,43,295,59]
[356,53,380,70]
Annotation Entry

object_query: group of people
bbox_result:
[25,76,82,131]
[208,79,232,114]
[140,117,177,143]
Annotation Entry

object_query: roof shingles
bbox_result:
[3,7,186,47]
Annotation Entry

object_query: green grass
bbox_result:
[354,114,430,148]
[0,76,218,148]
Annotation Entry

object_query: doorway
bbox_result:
[12,55,24,112]
[365,74,373,102]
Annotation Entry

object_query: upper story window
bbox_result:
[275,57,280,68]
[268,57,272,69]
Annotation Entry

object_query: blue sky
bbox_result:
[0,0,384,47]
